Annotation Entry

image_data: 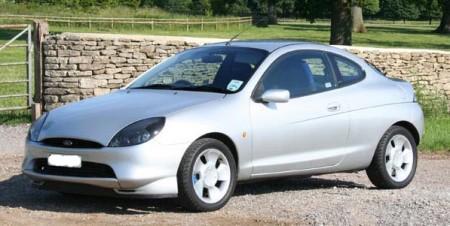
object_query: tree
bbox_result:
[380,0,420,23]
[436,0,450,33]
[210,0,251,16]
[363,0,380,16]
[352,0,379,33]
[278,0,296,18]
[267,0,277,24]
[190,0,212,15]
[352,1,367,33]
[154,0,191,13]
[293,0,331,24]
[228,0,252,16]
[119,0,140,8]
[330,0,352,45]
[420,0,441,24]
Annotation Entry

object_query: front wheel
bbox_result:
[366,126,418,189]
[177,138,237,212]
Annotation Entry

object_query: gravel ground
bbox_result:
[0,125,449,225]
[0,124,29,154]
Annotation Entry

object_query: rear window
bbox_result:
[329,54,365,86]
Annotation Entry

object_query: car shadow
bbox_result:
[0,174,367,214]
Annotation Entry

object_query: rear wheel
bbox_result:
[366,126,417,189]
[177,138,237,212]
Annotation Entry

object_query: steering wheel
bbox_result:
[173,80,193,87]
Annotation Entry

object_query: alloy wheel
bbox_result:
[192,148,231,203]
[385,134,414,182]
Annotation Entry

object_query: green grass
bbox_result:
[33,21,448,50]
[0,3,205,19]
[421,116,450,152]
[0,28,31,125]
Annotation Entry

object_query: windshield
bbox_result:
[128,46,268,93]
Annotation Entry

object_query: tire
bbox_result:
[366,125,418,189]
[177,138,237,212]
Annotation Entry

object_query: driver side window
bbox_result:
[255,51,335,99]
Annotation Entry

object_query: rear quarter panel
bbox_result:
[336,70,424,171]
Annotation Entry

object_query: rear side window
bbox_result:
[254,51,335,99]
[329,54,364,86]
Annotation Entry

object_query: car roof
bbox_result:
[204,40,317,52]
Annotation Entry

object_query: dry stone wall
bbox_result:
[42,34,202,111]
[42,33,450,111]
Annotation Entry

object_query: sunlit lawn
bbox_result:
[38,20,450,50]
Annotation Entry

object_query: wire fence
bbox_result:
[0,14,253,32]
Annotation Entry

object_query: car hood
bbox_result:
[39,89,224,146]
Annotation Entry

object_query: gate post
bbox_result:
[32,20,48,121]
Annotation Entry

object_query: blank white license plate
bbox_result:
[48,154,82,168]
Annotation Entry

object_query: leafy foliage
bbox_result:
[380,0,421,20]
[7,0,447,23]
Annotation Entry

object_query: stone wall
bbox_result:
[42,34,221,111]
[341,46,450,112]
[42,33,450,111]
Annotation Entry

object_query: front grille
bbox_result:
[33,158,116,178]
[42,138,103,149]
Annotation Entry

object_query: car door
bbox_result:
[250,50,350,176]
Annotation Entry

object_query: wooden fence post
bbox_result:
[186,18,189,32]
[201,17,204,31]
[32,20,48,120]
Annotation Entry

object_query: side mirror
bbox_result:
[260,89,290,103]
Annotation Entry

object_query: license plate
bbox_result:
[48,154,82,168]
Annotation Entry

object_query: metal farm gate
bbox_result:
[0,24,33,113]
[0,21,47,121]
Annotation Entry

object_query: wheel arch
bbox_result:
[197,132,239,170]
[392,121,421,145]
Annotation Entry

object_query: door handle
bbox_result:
[327,103,341,112]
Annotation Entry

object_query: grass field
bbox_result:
[38,20,448,50]
[421,116,450,152]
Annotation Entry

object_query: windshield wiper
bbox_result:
[129,84,176,90]
[174,85,231,94]
[130,84,231,94]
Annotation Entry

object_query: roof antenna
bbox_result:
[225,29,246,46]
[225,15,267,46]
[225,17,257,46]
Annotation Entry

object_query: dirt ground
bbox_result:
[0,125,449,225]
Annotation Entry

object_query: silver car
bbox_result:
[23,41,424,211]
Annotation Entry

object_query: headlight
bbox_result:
[109,117,165,147]
[28,113,48,142]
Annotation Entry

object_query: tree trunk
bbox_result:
[267,0,278,25]
[436,0,450,34]
[330,0,352,45]
[352,6,367,33]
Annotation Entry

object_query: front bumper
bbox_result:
[22,140,190,197]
